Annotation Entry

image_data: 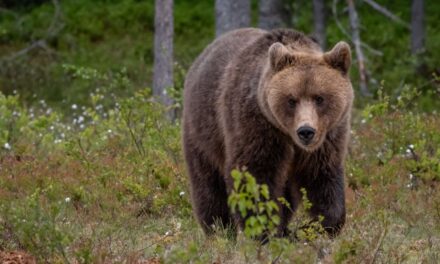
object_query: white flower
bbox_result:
[409,144,414,149]
[165,230,171,236]
[179,191,185,197]
[107,129,112,134]
[3,142,11,150]
[65,197,71,203]
[77,115,85,123]
[361,119,366,124]
[71,104,78,110]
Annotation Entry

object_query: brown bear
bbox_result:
[182,28,353,237]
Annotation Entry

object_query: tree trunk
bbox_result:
[313,0,326,49]
[411,0,424,55]
[153,0,174,109]
[347,0,370,96]
[258,0,289,30]
[216,0,250,37]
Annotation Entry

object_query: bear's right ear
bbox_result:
[269,42,295,72]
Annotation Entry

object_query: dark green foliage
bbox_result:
[0,1,440,262]
[1,0,439,110]
[1,0,49,9]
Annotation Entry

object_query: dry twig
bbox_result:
[347,0,371,96]
[0,0,64,62]
[332,0,383,57]
[369,227,387,264]
[363,0,410,29]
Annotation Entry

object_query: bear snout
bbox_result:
[296,125,316,145]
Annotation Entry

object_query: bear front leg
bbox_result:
[302,165,346,237]
[185,144,234,235]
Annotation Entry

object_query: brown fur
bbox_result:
[183,28,353,237]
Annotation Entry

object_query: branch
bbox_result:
[2,40,47,62]
[363,0,410,29]
[332,0,351,42]
[347,0,371,96]
[369,227,387,264]
[0,7,18,19]
[332,0,383,57]
[0,0,64,62]
[46,0,64,38]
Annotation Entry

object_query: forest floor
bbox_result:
[1,88,440,263]
[1,1,440,263]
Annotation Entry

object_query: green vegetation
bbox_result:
[1,0,440,263]
[1,66,439,263]
[1,0,439,108]
[228,169,281,238]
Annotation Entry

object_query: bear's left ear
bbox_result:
[324,41,351,75]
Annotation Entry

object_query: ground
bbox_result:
[1,1,440,263]
[0,87,439,263]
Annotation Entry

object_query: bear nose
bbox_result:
[297,126,316,144]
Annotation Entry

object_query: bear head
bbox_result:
[258,41,354,152]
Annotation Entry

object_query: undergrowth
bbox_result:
[0,75,439,263]
[1,1,440,262]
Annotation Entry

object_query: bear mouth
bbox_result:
[293,134,324,153]
[298,143,319,152]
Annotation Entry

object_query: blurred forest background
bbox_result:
[0,0,440,263]
[1,0,439,110]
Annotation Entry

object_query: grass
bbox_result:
[0,79,439,263]
[1,0,440,263]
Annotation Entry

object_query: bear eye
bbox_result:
[287,98,296,108]
[314,96,324,106]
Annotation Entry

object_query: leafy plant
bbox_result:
[0,186,72,262]
[228,169,280,238]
